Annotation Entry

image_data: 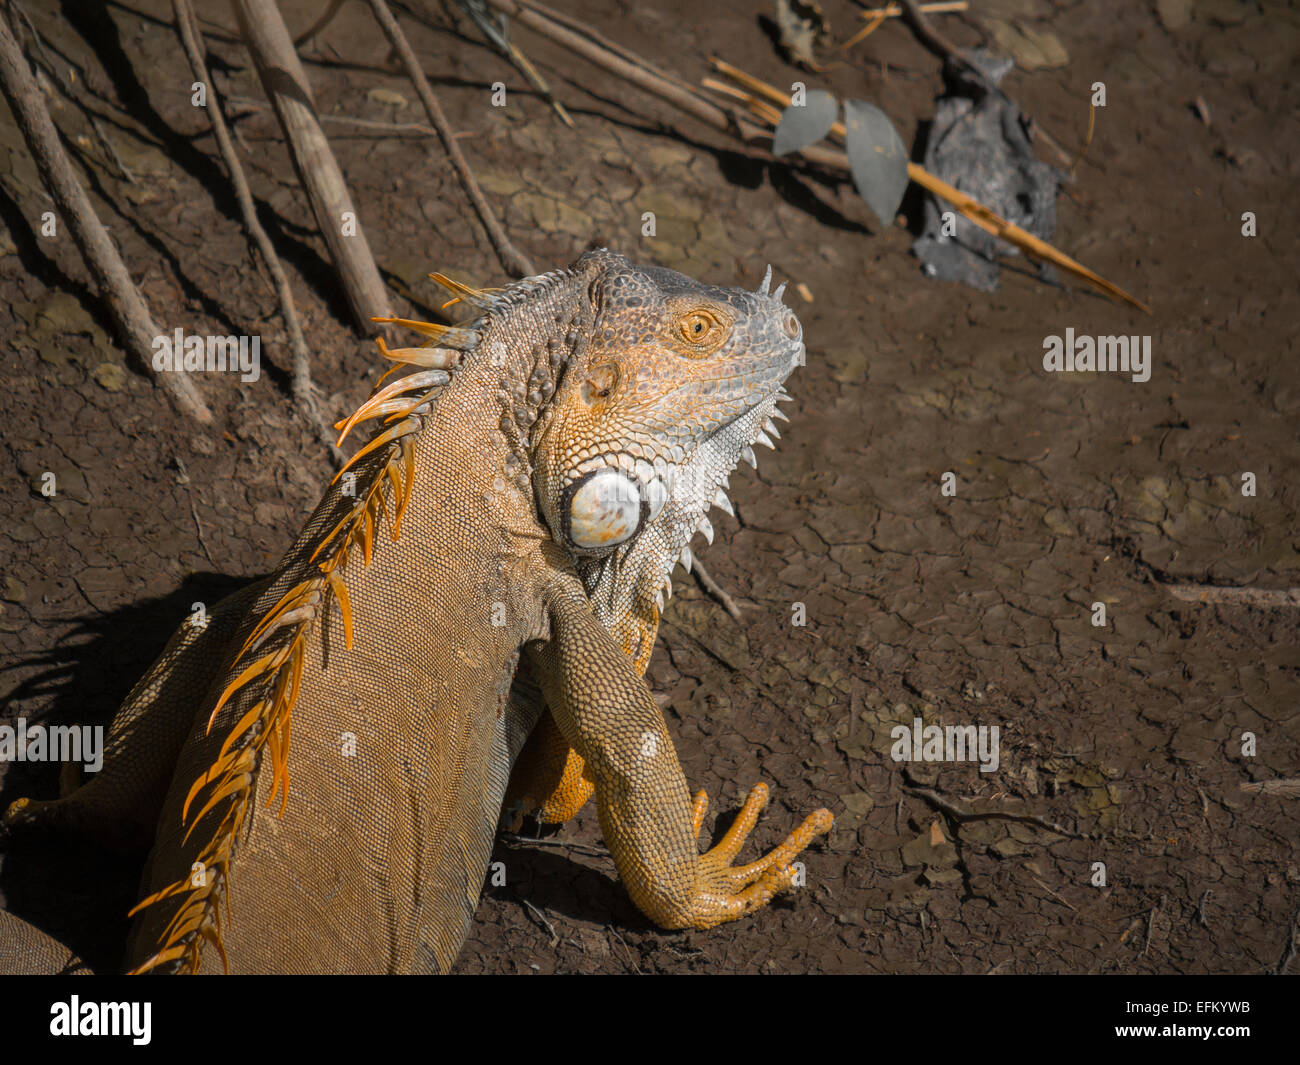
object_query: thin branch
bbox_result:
[1241,778,1300,797]
[367,0,535,278]
[174,0,342,464]
[224,94,477,139]
[232,0,392,334]
[292,0,348,47]
[690,558,743,622]
[905,784,1082,838]
[1165,584,1300,608]
[895,0,1073,167]
[0,3,212,422]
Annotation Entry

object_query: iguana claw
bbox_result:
[687,783,833,930]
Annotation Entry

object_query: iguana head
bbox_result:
[532,249,804,659]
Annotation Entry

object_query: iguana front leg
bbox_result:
[506,600,657,826]
[529,577,831,929]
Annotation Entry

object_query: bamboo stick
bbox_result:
[174,0,342,462]
[231,0,391,334]
[0,6,213,422]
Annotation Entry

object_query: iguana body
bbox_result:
[2,249,830,973]
[0,909,90,975]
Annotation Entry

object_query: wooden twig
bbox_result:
[860,1,968,15]
[0,4,212,422]
[897,0,970,66]
[174,0,342,464]
[484,0,848,168]
[1030,873,1077,912]
[905,784,1082,838]
[1241,778,1300,797]
[366,0,535,278]
[231,0,391,334]
[450,0,573,128]
[175,457,216,563]
[1165,584,1300,607]
[498,833,609,858]
[225,94,477,139]
[895,0,1074,168]
[292,0,348,47]
[518,896,559,946]
[842,11,889,53]
[690,558,743,621]
[1142,893,1164,957]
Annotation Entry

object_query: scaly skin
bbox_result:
[505,262,799,825]
[0,249,830,973]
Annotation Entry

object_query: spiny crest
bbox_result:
[128,311,470,975]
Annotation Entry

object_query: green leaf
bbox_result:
[772,90,838,156]
[844,100,909,229]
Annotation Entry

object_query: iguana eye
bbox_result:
[679,310,722,345]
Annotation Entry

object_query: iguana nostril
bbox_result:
[783,312,800,339]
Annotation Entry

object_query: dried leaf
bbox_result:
[775,0,831,70]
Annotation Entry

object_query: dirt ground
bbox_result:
[0,0,1296,975]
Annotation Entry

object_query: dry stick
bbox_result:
[905,784,1082,838]
[366,0,535,279]
[842,11,889,52]
[690,559,743,621]
[517,897,559,945]
[14,0,141,186]
[448,0,573,128]
[1164,584,1300,607]
[225,94,476,138]
[174,0,343,465]
[1147,898,1168,951]
[860,1,969,16]
[518,0,685,90]
[895,0,1074,169]
[292,0,348,47]
[897,0,970,65]
[708,61,1150,313]
[485,0,848,170]
[231,0,391,334]
[1241,778,1300,797]
[0,6,212,423]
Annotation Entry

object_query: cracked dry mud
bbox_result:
[0,0,1296,974]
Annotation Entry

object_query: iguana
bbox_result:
[1,248,831,974]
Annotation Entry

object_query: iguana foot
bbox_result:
[2,796,70,841]
[686,782,832,930]
[3,794,150,851]
[3,796,40,829]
